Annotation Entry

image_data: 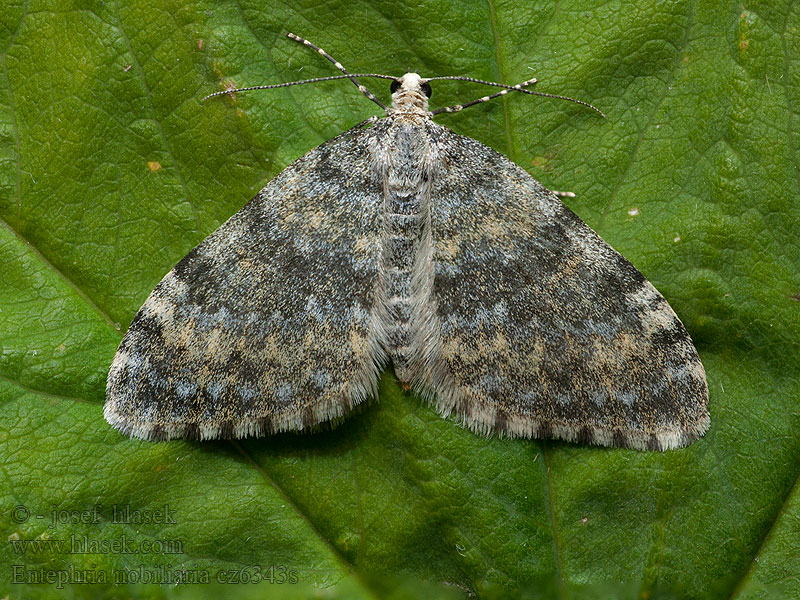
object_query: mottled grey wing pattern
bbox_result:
[105,125,386,441]
[426,129,709,450]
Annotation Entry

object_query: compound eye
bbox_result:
[420,81,432,98]
[390,79,401,93]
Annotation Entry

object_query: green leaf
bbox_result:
[1,1,798,598]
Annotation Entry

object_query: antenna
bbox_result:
[203,32,605,119]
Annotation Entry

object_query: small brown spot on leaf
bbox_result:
[530,155,552,171]
[222,80,239,100]
[147,161,162,172]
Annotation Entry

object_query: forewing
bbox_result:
[106,125,385,440]
[426,129,709,450]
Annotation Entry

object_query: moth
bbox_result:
[105,33,709,450]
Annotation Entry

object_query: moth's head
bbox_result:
[390,73,432,112]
